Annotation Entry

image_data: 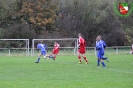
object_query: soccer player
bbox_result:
[49,42,60,60]
[97,35,108,62]
[130,44,133,54]
[96,36,106,67]
[78,33,88,64]
[35,41,47,63]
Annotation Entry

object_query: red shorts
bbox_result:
[78,48,86,54]
[52,49,59,54]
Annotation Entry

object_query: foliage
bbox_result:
[124,35,132,46]
[0,0,17,28]
[0,0,14,20]
[0,0,59,33]
[56,0,133,46]
[0,23,36,47]
[0,0,133,46]
[12,0,59,32]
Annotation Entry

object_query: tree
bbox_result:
[0,23,36,47]
[56,0,125,46]
[16,0,58,32]
[12,0,59,33]
[0,0,17,28]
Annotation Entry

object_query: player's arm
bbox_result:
[37,44,41,52]
[77,38,83,47]
[77,40,80,47]
[103,41,107,49]
[77,44,80,47]
[37,44,40,49]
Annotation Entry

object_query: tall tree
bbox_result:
[12,0,59,33]
[0,0,58,33]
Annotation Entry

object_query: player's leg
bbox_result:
[102,56,109,62]
[52,50,59,60]
[78,51,82,64]
[80,48,88,64]
[35,53,42,63]
[97,58,100,66]
[99,55,106,67]
[45,54,50,59]
[101,52,106,67]
[100,59,106,67]
[82,54,88,64]
[97,51,106,67]
[49,53,53,58]
[53,53,58,60]
[96,51,100,66]
[49,50,55,59]
[42,51,47,59]
[54,54,57,58]
[49,53,56,60]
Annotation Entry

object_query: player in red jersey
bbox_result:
[49,42,60,60]
[130,44,133,54]
[78,33,88,64]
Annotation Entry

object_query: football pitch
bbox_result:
[0,55,133,88]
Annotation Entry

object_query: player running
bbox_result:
[49,42,60,60]
[78,33,88,64]
[35,41,48,63]
[96,36,106,67]
[97,35,108,62]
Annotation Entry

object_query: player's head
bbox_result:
[38,41,42,44]
[96,36,100,41]
[78,33,82,37]
[97,35,102,40]
[54,41,57,44]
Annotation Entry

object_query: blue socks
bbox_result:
[101,62,106,67]
[37,57,40,62]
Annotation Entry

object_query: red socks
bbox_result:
[83,56,88,62]
[78,56,88,63]
[78,56,82,62]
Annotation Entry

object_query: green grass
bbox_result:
[0,55,133,88]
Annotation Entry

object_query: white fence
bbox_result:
[0,46,132,56]
[86,46,132,55]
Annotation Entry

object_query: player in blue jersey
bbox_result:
[98,35,108,62]
[35,41,48,63]
[96,36,106,67]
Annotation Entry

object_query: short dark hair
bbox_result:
[38,41,42,43]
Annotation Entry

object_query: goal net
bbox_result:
[32,38,78,56]
[0,39,29,56]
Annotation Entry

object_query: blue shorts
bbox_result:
[41,51,46,56]
[97,51,104,59]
